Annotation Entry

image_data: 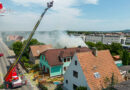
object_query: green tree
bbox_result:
[21,56,29,63]
[76,86,87,90]
[122,50,130,65]
[103,44,111,50]
[12,41,23,56]
[110,43,123,55]
[95,42,105,50]
[86,41,96,48]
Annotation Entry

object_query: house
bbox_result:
[114,80,130,90]
[64,49,123,90]
[7,35,24,42]
[39,47,90,77]
[119,65,130,80]
[29,45,52,64]
[113,55,123,67]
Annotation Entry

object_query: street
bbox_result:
[0,38,33,90]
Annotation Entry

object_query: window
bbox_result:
[73,71,78,78]
[75,61,77,65]
[73,84,77,90]
[64,58,66,62]
[64,67,66,71]
[94,72,101,78]
[42,55,44,59]
[66,80,68,84]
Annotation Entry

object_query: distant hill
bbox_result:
[121,30,130,33]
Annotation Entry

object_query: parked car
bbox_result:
[0,53,4,57]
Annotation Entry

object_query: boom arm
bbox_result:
[4,1,54,81]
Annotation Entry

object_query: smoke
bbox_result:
[34,31,87,48]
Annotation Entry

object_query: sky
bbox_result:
[0,0,130,31]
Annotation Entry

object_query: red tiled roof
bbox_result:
[113,55,120,61]
[8,35,23,41]
[30,45,53,57]
[77,50,124,90]
[41,47,90,66]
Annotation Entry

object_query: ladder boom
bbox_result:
[4,1,53,81]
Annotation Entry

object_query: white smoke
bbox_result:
[34,31,87,48]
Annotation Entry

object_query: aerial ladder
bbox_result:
[4,1,54,88]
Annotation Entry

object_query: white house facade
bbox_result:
[63,53,90,90]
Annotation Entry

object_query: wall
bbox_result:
[50,65,62,77]
[40,55,62,77]
[61,57,72,74]
[29,51,35,64]
[85,35,126,45]
[64,54,90,90]
[40,55,51,72]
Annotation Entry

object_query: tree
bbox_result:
[122,50,130,65]
[12,41,23,56]
[86,41,95,48]
[76,86,87,90]
[95,42,105,50]
[21,56,29,63]
[110,43,123,55]
[103,44,111,50]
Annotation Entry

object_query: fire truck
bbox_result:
[4,1,53,88]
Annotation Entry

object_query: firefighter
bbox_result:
[47,1,54,8]
[6,84,9,89]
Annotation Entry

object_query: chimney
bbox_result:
[37,50,40,55]
[92,47,97,56]
[78,45,81,48]
[64,46,67,49]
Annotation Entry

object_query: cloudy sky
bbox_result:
[0,0,130,31]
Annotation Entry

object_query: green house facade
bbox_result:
[40,55,63,77]
[39,47,90,77]
[40,55,72,77]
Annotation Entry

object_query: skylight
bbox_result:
[94,72,101,78]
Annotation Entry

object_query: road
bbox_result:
[0,39,33,90]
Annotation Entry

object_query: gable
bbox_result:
[77,50,124,90]
[64,53,90,90]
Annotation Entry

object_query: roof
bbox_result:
[8,35,23,41]
[113,55,120,61]
[119,65,130,71]
[114,80,130,90]
[30,45,53,57]
[77,50,123,90]
[41,47,90,66]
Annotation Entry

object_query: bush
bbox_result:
[55,84,63,90]
[21,56,29,63]
[24,63,30,68]
[41,85,48,90]
[76,86,87,90]
[38,82,48,90]
[32,64,39,71]
[0,84,5,89]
